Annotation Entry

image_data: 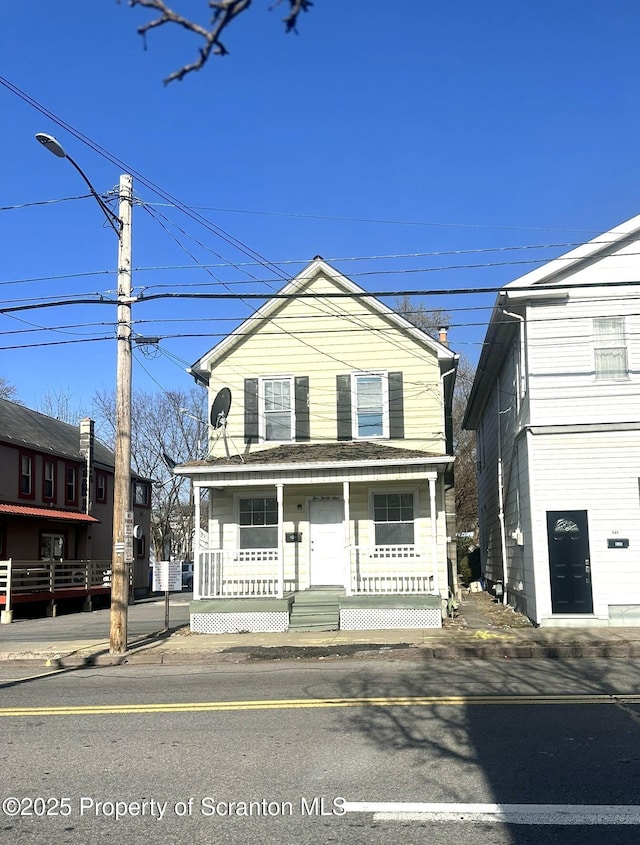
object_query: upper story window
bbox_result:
[262,376,294,441]
[594,317,628,380]
[43,459,56,502]
[372,492,415,545]
[337,371,404,441]
[134,480,150,507]
[238,496,278,549]
[353,373,388,438]
[19,451,35,499]
[65,463,78,505]
[96,471,107,504]
[244,377,309,444]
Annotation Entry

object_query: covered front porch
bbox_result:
[177,443,453,633]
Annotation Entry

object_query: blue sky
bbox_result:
[2,1,640,414]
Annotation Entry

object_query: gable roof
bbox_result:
[0,398,114,467]
[503,212,640,299]
[463,212,640,429]
[188,257,457,383]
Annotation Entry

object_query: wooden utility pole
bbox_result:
[34,135,134,652]
[109,174,134,654]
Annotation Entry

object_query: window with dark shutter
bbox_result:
[295,376,310,441]
[244,378,259,444]
[336,375,352,440]
[388,371,404,439]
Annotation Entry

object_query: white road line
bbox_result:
[343,803,640,825]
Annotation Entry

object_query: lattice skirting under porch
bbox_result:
[340,607,442,630]
[191,611,289,634]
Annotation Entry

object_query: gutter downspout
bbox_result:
[501,305,526,404]
[498,304,525,605]
[497,457,509,605]
[496,372,509,605]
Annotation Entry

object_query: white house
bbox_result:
[464,213,640,626]
[175,257,459,633]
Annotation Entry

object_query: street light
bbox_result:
[36,132,134,655]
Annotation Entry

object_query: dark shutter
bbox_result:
[295,376,310,441]
[336,374,352,441]
[244,378,259,444]
[388,371,404,439]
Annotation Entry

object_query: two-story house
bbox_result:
[0,399,152,620]
[464,213,640,627]
[175,257,459,633]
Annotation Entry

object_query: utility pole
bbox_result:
[35,133,134,655]
[110,174,134,654]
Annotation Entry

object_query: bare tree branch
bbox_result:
[127,0,312,84]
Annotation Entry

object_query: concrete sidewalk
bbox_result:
[3,592,640,666]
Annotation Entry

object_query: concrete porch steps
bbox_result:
[288,588,344,632]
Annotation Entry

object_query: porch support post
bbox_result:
[277,483,284,599]
[343,480,351,596]
[194,484,201,599]
[428,474,439,595]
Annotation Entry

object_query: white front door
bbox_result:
[309,498,344,586]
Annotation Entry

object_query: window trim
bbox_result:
[351,372,389,440]
[593,316,628,381]
[235,491,279,550]
[64,462,78,506]
[259,375,295,443]
[369,488,418,547]
[95,470,108,504]
[133,480,151,509]
[19,450,36,500]
[42,459,57,503]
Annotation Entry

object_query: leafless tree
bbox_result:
[92,386,207,561]
[0,376,20,403]
[35,385,90,423]
[125,0,313,84]
[395,296,478,535]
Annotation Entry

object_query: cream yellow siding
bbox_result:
[205,270,446,456]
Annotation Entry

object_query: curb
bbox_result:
[5,639,640,667]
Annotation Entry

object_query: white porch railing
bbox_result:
[198,549,294,598]
[349,545,436,595]
[196,545,438,599]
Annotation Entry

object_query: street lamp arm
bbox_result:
[64,154,123,238]
[35,132,122,237]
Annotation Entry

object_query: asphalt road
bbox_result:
[3,659,640,845]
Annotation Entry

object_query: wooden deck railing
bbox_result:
[0,559,112,615]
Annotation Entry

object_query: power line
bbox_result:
[142,202,605,235]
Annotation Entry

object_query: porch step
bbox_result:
[288,589,343,631]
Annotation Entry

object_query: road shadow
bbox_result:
[330,656,640,843]
[0,625,182,690]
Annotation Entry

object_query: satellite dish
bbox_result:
[162,451,177,470]
[210,388,232,429]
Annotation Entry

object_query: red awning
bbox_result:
[0,503,99,523]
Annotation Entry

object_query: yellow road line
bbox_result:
[1,693,639,717]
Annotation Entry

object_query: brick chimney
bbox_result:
[438,326,449,346]
[79,417,95,514]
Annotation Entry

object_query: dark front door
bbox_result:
[547,510,593,614]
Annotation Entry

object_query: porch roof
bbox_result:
[175,442,453,484]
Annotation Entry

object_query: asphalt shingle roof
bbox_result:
[0,398,114,468]
[181,441,442,468]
